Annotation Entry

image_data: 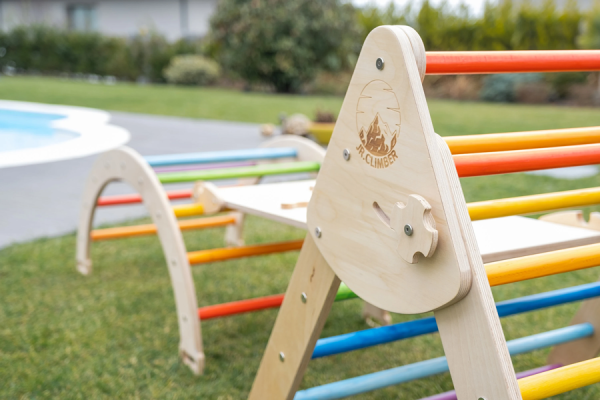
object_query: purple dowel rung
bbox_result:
[418,364,562,400]
[153,161,255,173]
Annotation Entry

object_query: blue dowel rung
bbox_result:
[313,282,600,359]
[296,323,593,400]
[144,147,298,167]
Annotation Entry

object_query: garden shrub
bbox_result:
[164,55,220,85]
[480,74,544,102]
[358,0,582,52]
[209,0,361,93]
[0,25,205,82]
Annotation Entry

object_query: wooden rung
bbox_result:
[187,240,304,265]
[454,143,600,178]
[468,187,600,221]
[90,215,237,241]
[519,357,600,400]
[426,50,600,75]
[172,203,205,218]
[486,242,600,287]
[447,126,600,155]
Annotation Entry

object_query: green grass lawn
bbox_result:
[2,76,600,398]
[3,75,600,135]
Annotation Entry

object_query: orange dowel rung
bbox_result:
[198,294,285,320]
[91,215,237,241]
[426,50,600,75]
[454,143,600,178]
[446,126,600,155]
[188,240,304,265]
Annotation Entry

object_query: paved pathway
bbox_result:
[0,111,263,249]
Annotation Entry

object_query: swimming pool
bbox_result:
[0,100,130,168]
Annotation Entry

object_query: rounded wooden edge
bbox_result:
[76,146,205,375]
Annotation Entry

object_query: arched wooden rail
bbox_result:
[76,146,205,374]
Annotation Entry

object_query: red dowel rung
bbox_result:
[97,189,193,206]
[454,143,600,178]
[198,294,284,320]
[426,50,600,75]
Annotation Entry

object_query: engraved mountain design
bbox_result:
[359,113,398,156]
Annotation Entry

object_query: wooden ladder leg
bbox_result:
[435,135,521,400]
[249,234,341,400]
[435,282,522,400]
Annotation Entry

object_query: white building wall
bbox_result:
[188,0,218,38]
[97,1,180,41]
[1,1,66,31]
[0,0,218,40]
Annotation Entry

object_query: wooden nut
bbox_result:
[391,194,438,264]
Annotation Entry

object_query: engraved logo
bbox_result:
[356,80,400,169]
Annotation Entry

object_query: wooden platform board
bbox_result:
[219,179,600,262]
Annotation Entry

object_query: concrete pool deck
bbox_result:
[0,111,264,249]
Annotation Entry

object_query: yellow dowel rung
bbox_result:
[468,187,600,221]
[305,124,600,153]
[519,357,600,400]
[173,203,205,218]
[91,215,237,241]
[446,126,600,154]
[187,239,304,265]
[486,242,600,286]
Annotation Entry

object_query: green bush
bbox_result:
[357,0,582,51]
[209,0,361,93]
[163,55,221,85]
[480,74,544,102]
[0,25,206,82]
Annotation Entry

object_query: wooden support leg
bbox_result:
[249,235,340,400]
[548,279,600,365]
[225,212,245,247]
[435,135,522,400]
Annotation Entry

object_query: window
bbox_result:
[67,4,97,32]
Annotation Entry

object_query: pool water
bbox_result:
[0,109,80,153]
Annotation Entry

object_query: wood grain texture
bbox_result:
[307,25,472,314]
[434,135,522,400]
[76,146,204,374]
[248,235,340,400]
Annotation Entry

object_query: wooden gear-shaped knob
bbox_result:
[391,194,438,264]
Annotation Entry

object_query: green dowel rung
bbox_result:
[157,161,321,183]
[335,283,358,301]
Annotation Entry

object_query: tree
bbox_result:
[209,0,360,93]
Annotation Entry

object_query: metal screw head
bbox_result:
[279,352,285,362]
[301,292,307,303]
[315,226,322,238]
[404,224,413,236]
[376,57,384,70]
[343,148,351,161]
